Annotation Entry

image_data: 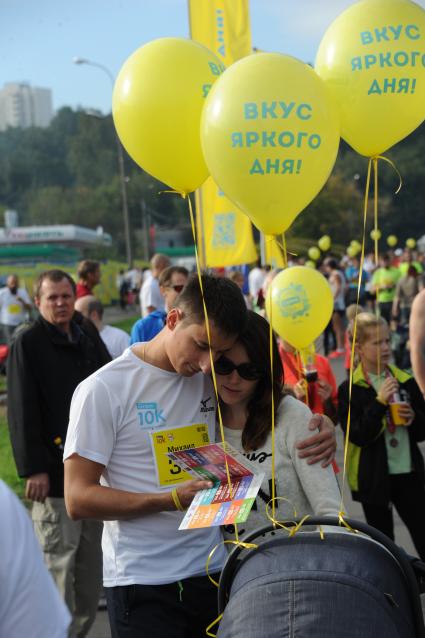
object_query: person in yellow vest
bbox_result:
[371,253,400,323]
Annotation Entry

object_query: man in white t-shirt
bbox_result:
[0,274,32,343]
[0,480,71,638]
[139,253,170,317]
[64,274,337,638]
[75,296,129,359]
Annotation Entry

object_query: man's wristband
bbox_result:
[171,488,185,512]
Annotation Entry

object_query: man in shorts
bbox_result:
[64,274,336,638]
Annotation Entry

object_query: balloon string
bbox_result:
[373,159,382,380]
[339,157,372,515]
[161,190,238,545]
[268,277,276,522]
[373,155,402,194]
[186,194,236,522]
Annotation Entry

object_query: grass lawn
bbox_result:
[0,407,26,499]
[111,315,139,335]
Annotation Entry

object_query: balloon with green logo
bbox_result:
[266,266,333,350]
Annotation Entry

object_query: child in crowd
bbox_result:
[344,304,365,379]
[338,312,425,559]
[278,340,338,424]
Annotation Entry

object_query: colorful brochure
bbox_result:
[166,442,264,530]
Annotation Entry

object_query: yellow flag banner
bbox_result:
[189,0,257,267]
[196,178,257,268]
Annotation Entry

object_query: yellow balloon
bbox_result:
[406,237,416,248]
[305,260,317,269]
[201,53,340,235]
[113,38,224,193]
[370,229,381,241]
[308,246,321,261]
[347,245,360,257]
[315,0,425,156]
[266,266,333,350]
[387,235,398,247]
[318,235,331,251]
[350,239,362,250]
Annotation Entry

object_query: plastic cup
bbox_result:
[389,402,409,426]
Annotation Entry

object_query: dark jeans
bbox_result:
[105,573,220,638]
[362,472,425,560]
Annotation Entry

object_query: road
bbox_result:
[88,345,424,637]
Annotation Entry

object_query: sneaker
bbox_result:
[328,350,345,359]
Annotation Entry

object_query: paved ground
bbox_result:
[87,330,424,637]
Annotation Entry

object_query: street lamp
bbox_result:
[73,57,132,268]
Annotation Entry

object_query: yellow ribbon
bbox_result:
[206,538,258,587]
[340,154,402,514]
[205,613,223,638]
[160,190,240,547]
[338,511,359,535]
[265,496,312,537]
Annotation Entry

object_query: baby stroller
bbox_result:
[217,517,425,637]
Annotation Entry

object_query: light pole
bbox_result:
[73,57,133,268]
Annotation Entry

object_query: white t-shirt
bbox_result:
[64,347,226,586]
[100,324,130,359]
[221,395,341,540]
[140,277,164,317]
[0,480,70,638]
[0,287,31,326]
[248,267,265,298]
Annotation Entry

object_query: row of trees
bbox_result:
[0,106,424,261]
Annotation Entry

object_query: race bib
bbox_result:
[150,423,210,487]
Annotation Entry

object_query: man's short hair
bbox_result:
[87,298,104,320]
[174,273,248,337]
[77,260,100,279]
[158,266,189,288]
[34,270,76,298]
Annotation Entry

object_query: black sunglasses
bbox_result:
[169,284,184,293]
[214,356,263,381]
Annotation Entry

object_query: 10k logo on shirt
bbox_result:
[136,402,166,428]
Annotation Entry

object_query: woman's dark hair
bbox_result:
[228,310,288,451]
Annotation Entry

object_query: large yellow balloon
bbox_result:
[315,0,425,156]
[266,266,333,350]
[113,38,224,193]
[201,53,340,235]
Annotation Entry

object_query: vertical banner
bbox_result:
[189,0,257,267]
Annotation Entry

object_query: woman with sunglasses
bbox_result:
[214,311,341,539]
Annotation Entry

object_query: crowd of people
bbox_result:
[1,247,425,637]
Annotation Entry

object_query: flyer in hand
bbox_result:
[166,442,264,530]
